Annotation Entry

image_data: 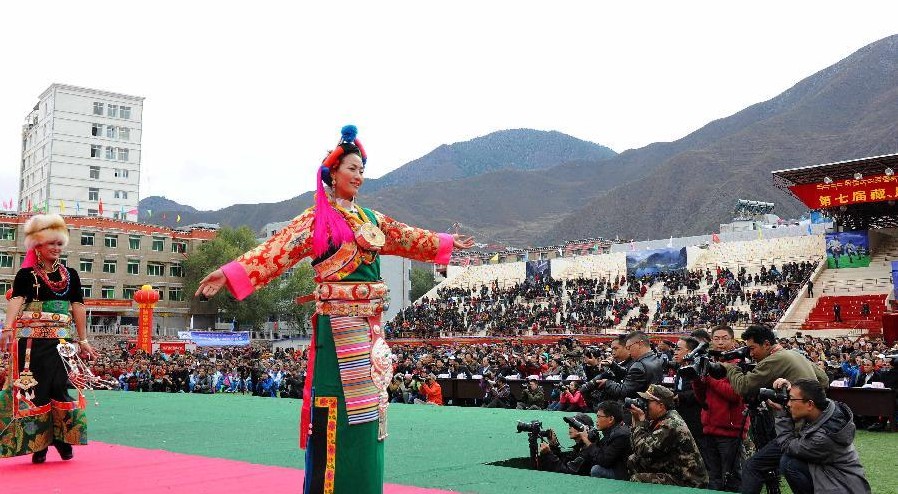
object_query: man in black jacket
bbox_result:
[588,400,632,480]
[537,413,597,475]
[595,331,663,399]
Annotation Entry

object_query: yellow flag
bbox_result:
[490,253,499,264]
[758,228,763,240]
[176,214,181,223]
[59,200,66,214]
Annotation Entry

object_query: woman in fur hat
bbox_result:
[196,125,474,493]
[1,214,96,463]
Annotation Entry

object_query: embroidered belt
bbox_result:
[15,321,73,339]
[315,281,387,317]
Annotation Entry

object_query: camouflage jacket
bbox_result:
[628,410,708,488]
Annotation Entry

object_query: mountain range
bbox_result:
[140,34,898,247]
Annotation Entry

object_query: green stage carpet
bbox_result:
[87,391,895,494]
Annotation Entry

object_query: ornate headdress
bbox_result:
[313,125,368,257]
[22,213,69,268]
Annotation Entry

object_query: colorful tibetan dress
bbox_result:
[1,267,87,458]
[220,205,452,494]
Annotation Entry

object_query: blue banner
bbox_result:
[184,331,251,347]
[626,247,687,277]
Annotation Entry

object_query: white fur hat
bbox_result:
[23,214,69,250]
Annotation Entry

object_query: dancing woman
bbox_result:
[196,125,473,493]
[1,214,98,462]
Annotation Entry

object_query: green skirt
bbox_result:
[305,315,384,494]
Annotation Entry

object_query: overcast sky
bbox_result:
[2,2,897,211]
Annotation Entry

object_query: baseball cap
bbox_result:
[637,384,675,408]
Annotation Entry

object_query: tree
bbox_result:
[184,226,277,330]
[410,266,437,302]
[271,261,317,337]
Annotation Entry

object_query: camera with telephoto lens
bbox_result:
[709,346,750,362]
[516,420,551,439]
[562,415,591,433]
[757,387,790,406]
[623,396,648,412]
[677,341,710,379]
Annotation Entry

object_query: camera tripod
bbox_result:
[725,401,781,494]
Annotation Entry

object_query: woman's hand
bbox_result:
[195,269,227,299]
[452,234,475,250]
[79,341,99,360]
[0,330,13,353]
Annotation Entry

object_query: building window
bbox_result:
[89,165,100,179]
[122,285,139,299]
[106,125,117,139]
[151,237,165,252]
[118,148,129,161]
[91,145,102,158]
[171,241,186,253]
[147,262,164,276]
[81,233,95,246]
[0,225,15,241]
[0,253,13,268]
[92,123,103,137]
[93,102,104,115]
[113,191,128,200]
[103,259,117,274]
[127,259,139,274]
[119,127,130,140]
[105,146,115,160]
[87,209,98,217]
[104,235,118,248]
[107,104,118,118]
[102,286,116,299]
[114,168,130,178]
[81,286,92,298]
[120,106,131,119]
[80,258,93,272]
[128,235,141,250]
[168,287,184,301]
[170,263,184,277]
[88,188,99,201]
[0,281,12,294]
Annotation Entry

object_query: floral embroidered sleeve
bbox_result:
[373,211,453,264]
[220,209,315,300]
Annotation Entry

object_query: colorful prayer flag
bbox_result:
[59,200,66,214]
[128,208,138,216]
[176,214,181,223]
[98,199,104,216]
[75,202,81,214]
[711,233,720,244]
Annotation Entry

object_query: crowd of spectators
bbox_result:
[6,335,310,399]
[387,262,819,339]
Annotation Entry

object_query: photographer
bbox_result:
[693,325,749,491]
[595,331,662,400]
[516,378,547,410]
[588,401,632,480]
[537,413,597,475]
[414,374,444,406]
[558,380,589,412]
[768,378,871,494]
[672,336,704,448]
[628,384,708,488]
[711,324,829,494]
[481,374,513,408]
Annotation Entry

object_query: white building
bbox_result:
[20,84,144,220]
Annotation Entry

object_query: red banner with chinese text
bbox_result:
[158,342,186,354]
[789,174,898,209]
[137,306,153,353]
